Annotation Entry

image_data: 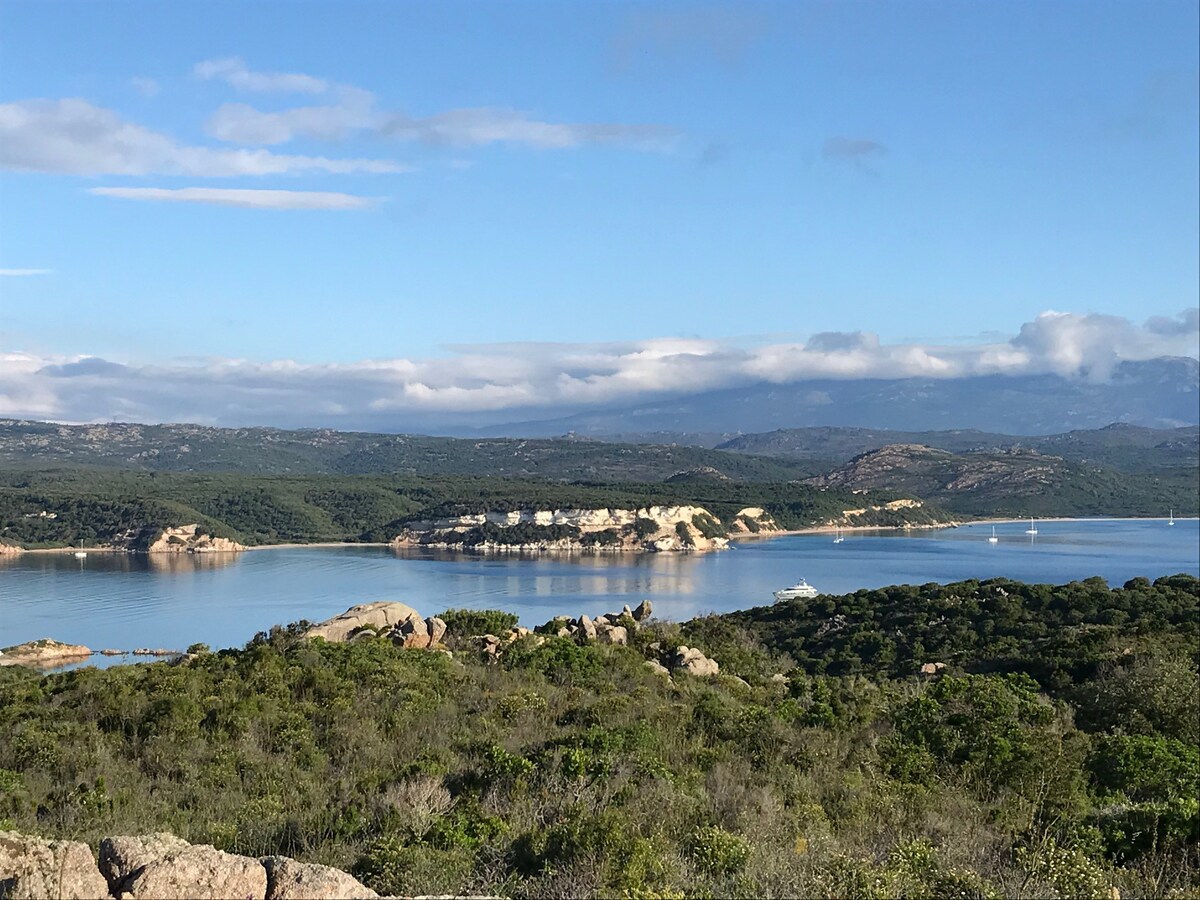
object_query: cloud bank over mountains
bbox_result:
[1,310,1195,429]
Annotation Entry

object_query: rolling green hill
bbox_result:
[717,422,1200,472]
[804,443,1198,518]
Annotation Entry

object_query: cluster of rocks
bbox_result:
[539,599,654,646]
[0,831,376,899]
[0,641,188,670]
[303,601,448,651]
[643,643,720,678]
[474,626,539,658]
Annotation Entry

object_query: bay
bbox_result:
[1,518,1196,661]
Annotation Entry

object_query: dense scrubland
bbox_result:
[2,576,1196,898]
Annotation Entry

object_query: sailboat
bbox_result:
[1168,509,1175,526]
[987,526,998,544]
[1024,517,1038,536]
[833,527,844,544]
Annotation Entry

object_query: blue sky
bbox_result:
[0,1,1197,426]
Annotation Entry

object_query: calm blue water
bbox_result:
[2,519,1196,659]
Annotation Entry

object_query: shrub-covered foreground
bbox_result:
[1,576,1197,898]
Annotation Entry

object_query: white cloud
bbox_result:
[380,108,680,150]
[130,77,160,98]
[0,269,51,276]
[88,187,378,210]
[0,99,406,176]
[190,58,677,151]
[205,88,376,145]
[2,310,1195,427]
[205,97,680,150]
[194,57,328,94]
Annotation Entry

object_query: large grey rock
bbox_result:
[303,602,422,643]
[394,616,431,649]
[425,616,447,645]
[672,645,720,677]
[262,856,377,900]
[578,615,597,641]
[632,600,653,622]
[598,625,628,646]
[0,831,109,899]
[99,833,191,889]
[118,844,266,899]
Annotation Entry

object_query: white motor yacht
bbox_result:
[774,578,819,601]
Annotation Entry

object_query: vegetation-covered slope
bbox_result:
[804,444,1197,518]
[0,419,816,481]
[1,575,1195,898]
[717,422,1200,472]
[0,469,947,548]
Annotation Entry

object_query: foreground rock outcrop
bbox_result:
[303,601,448,651]
[0,831,110,899]
[0,831,376,900]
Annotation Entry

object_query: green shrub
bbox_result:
[686,826,749,876]
[438,608,519,638]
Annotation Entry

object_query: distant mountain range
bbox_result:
[471,358,1199,439]
[0,418,1195,520]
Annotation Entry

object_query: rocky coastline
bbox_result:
[391,505,780,554]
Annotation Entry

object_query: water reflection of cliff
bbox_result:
[390,544,702,597]
[146,552,242,574]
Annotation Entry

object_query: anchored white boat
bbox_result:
[833,528,844,544]
[1025,517,1038,535]
[774,578,819,601]
[1168,509,1175,526]
[988,526,998,544]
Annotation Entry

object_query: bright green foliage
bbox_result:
[686,826,750,876]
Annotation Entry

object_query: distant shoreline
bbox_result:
[728,516,1194,542]
[12,518,1193,556]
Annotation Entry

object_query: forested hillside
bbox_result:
[0,469,947,549]
[717,422,1200,472]
[804,444,1198,518]
[0,420,814,481]
[1,576,1195,898]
